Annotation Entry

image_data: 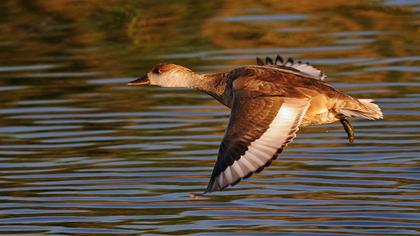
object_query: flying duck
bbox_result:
[128,55,383,193]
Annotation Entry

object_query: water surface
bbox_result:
[0,1,419,235]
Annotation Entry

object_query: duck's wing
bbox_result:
[256,55,327,80]
[205,94,310,192]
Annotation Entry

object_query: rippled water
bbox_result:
[0,1,419,235]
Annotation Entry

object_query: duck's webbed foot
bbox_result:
[340,118,355,144]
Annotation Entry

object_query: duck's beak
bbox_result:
[127,75,150,86]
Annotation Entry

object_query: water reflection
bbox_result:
[0,0,419,235]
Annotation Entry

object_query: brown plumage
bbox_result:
[128,55,383,193]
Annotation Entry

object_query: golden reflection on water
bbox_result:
[0,0,419,235]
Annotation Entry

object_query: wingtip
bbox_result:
[205,179,218,193]
[275,55,283,64]
[266,57,274,65]
[256,57,264,66]
[189,192,207,199]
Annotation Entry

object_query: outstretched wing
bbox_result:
[206,95,310,192]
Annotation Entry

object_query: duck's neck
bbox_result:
[189,73,222,91]
[190,72,231,108]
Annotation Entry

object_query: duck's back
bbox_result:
[227,65,347,100]
[226,65,373,127]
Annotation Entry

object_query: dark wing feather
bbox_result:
[255,55,327,80]
[256,57,265,66]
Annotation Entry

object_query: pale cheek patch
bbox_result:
[151,71,193,88]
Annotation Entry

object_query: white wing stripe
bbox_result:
[224,167,233,184]
[230,166,240,181]
[240,156,259,171]
[247,148,268,164]
[232,161,246,178]
[251,141,277,152]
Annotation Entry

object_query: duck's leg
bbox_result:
[340,118,355,143]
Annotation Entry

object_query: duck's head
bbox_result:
[128,63,195,88]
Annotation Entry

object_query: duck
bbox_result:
[128,55,383,193]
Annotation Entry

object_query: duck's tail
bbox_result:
[339,99,383,120]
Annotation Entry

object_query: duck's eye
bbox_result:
[152,67,161,74]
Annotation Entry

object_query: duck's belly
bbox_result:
[300,94,339,127]
[301,112,338,127]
